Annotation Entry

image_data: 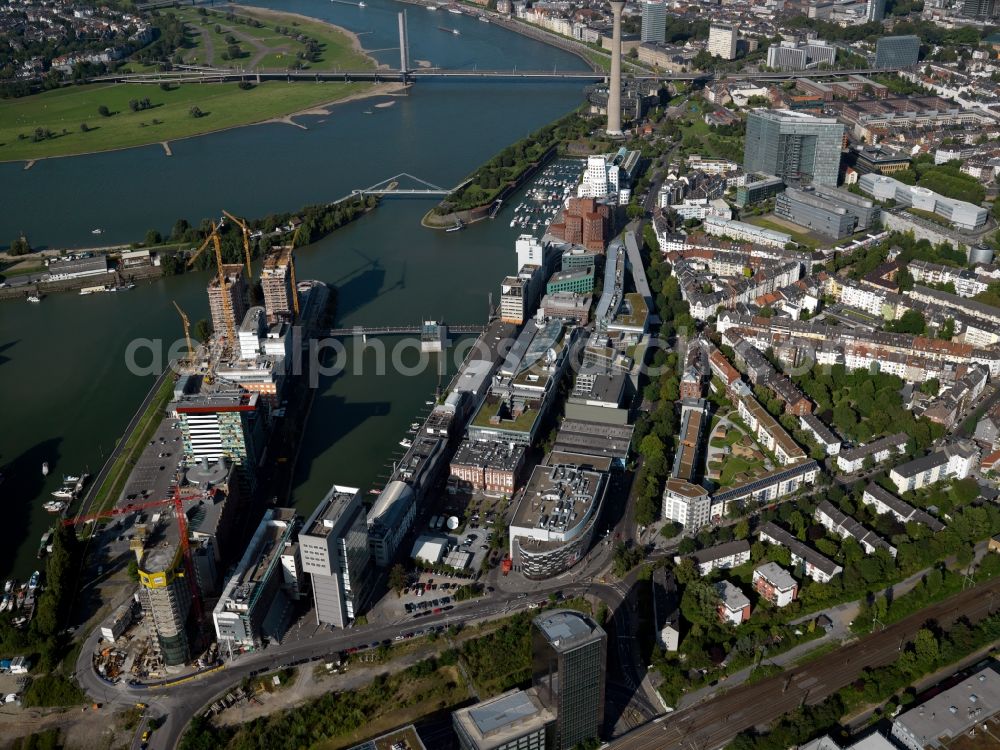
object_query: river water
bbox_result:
[0,0,589,580]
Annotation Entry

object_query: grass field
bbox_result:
[87,375,175,517]
[0,80,370,161]
[173,6,373,71]
[718,454,766,487]
[744,215,819,249]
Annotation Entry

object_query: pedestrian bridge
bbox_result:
[327,324,485,336]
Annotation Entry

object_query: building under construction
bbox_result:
[208,264,249,339]
[260,247,296,325]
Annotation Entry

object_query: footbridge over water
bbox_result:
[327,324,486,336]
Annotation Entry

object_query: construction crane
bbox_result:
[172,300,194,364]
[221,210,254,281]
[64,487,208,644]
[187,222,237,348]
[289,250,300,317]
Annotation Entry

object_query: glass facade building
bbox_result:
[640,0,666,43]
[532,611,607,750]
[874,35,920,69]
[743,110,844,188]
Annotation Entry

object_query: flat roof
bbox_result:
[511,464,604,537]
[894,665,1000,748]
[302,485,361,539]
[451,439,525,472]
[455,688,554,746]
[533,609,604,652]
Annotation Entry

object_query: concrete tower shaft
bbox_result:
[607,0,625,136]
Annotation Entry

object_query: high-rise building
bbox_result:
[260,247,296,324]
[607,1,625,136]
[453,688,555,750]
[766,40,835,71]
[171,390,265,490]
[707,24,737,60]
[207,264,248,340]
[743,110,844,188]
[298,485,373,628]
[137,537,192,667]
[532,610,607,750]
[961,0,997,18]
[212,508,300,651]
[866,0,886,21]
[640,0,666,43]
[874,35,920,69]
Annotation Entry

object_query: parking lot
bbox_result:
[122,419,183,504]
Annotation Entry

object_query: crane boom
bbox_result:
[289,252,300,317]
[172,300,193,363]
[221,210,253,281]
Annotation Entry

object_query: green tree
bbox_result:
[388,564,407,596]
[9,235,30,255]
[144,229,162,246]
[194,318,212,342]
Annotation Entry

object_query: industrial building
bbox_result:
[891,664,1000,749]
[212,508,300,652]
[299,486,373,628]
[453,688,555,750]
[509,465,607,579]
[532,610,607,750]
[46,253,112,280]
[743,110,845,188]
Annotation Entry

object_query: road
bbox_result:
[608,572,1000,750]
[77,575,646,750]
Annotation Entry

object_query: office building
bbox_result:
[708,24,737,60]
[532,610,607,750]
[509,465,607,579]
[549,198,610,251]
[546,267,595,295]
[449,439,527,496]
[137,536,192,667]
[640,0,666,43]
[453,688,556,750]
[775,186,880,239]
[767,43,806,71]
[213,508,300,651]
[735,174,785,207]
[744,110,844,188]
[260,247,297,324]
[874,35,920,69]
[962,0,997,18]
[892,665,1000,750]
[858,174,987,231]
[298,485,373,628]
[866,0,886,20]
[207,264,249,339]
[171,390,265,489]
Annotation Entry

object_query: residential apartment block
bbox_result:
[758,522,843,583]
[752,562,798,607]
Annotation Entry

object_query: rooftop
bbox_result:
[302,485,361,539]
[894,665,1000,748]
[533,609,605,652]
[454,689,555,749]
[754,561,797,591]
[511,464,604,540]
[451,439,526,472]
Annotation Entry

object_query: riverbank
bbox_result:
[0,4,392,163]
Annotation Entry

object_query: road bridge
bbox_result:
[86,66,898,87]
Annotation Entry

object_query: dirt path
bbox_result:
[186,24,216,66]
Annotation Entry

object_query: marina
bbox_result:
[505,159,586,237]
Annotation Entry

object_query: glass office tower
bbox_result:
[744,110,845,188]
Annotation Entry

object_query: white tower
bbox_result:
[607,0,625,137]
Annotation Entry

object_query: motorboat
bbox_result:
[51,487,74,499]
[27,294,42,303]
[41,462,49,476]
[399,439,413,448]
[91,228,103,235]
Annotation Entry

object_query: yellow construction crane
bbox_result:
[172,300,193,364]
[289,250,300,317]
[221,209,254,280]
[187,222,237,348]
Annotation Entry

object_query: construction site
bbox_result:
[72,212,334,681]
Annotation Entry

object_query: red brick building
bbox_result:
[549,198,610,252]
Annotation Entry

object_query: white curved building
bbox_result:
[858,173,988,230]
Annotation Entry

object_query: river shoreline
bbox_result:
[0,4,398,166]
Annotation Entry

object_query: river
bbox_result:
[0,0,589,580]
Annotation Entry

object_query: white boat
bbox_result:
[448,6,461,12]
[79,286,104,295]
[44,501,67,513]
[358,1,366,5]
[509,220,516,227]
[41,462,49,477]
[27,294,42,303]
[452,28,460,34]
[91,228,103,235]
[51,488,74,499]
[27,571,40,591]
[0,594,9,612]
[479,16,489,22]
[3,581,11,594]
[64,474,80,483]
[410,422,421,429]
[399,439,413,448]
[426,4,437,8]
